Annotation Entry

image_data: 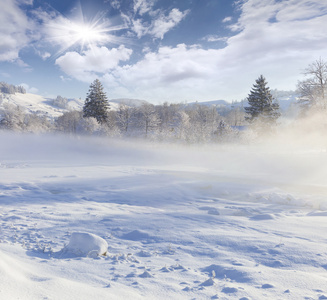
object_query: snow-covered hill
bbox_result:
[0,90,299,123]
[0,92,83,118]
[0,92,150,119]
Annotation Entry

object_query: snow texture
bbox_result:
[1,133,327,300]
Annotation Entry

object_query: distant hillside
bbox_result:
[109,98,149,107]
[0,92,81,118]
[189,92,299,114]
[0,92,151,120]
[0,88,299,121]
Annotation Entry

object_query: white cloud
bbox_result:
[108,0,121,10]
[222,16,232,23]
[127,5,188,39]
[225,0,327,67]
[132,19,148,38]
[133,0,156,16]
[204,35,228,43]
[55,45,132,82]
[48,0,327,103]
[102,44,223,101]
[100,0,327,102]
[35,50,51,60]
[59,75,72,82]
[20,83,39,94]
[150,8,189,39]
[0,0,34,62]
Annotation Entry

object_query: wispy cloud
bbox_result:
[0,0,34,62]
[1,0,327,103]
[150,8,189,39]
[98,0,327,101]
[222,16,232,23]
[133,0,156,16]
[123,1,189,40]
[204,35,228,43]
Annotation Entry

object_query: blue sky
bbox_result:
[1,0,327,103]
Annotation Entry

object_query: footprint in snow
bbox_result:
[261,283,274,289]
[198,206,220,215]
[250,214,274,221]
[200,278,215,286]
[222,287,238,294]
[121,230,156,242]
[136,250,152,257]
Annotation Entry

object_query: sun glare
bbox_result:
[46,3,127,56]
[70,22,106,47]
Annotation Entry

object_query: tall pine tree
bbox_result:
[83,79,110,125]
[245,75,280,124]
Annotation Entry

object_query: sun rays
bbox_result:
[44,2,127,57]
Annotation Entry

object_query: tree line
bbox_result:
[0,82,26,94]
[0,59,326,143]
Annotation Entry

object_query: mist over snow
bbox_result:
[1,128,327,299]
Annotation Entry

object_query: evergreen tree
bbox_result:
[83,79,110,124]
[245,75,280,124]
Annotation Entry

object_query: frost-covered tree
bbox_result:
[184,103,221,142]
[0,103,26,130]
[0,82,26,94]
[116,103,132,133]
[137,103,160,137]
[56,111,100,135]
[24,114,52,133]
[297,58,327,111]
[56,111,82,134]
[245,75,280,125]
[225,105,246,126]
[52,95,68,109]
[83,79,110,125]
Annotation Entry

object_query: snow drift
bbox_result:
[63,232,108,257]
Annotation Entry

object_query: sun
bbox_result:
[69,21,109,48]
[45,3,127,56]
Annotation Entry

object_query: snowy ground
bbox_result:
[1,133,327,300]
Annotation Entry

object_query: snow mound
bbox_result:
[64,232,108,257]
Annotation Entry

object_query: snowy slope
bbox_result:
[0,92,83,118]
[1,133,327,300]
[0,92,148,120]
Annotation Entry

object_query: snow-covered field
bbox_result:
[1,133,327,300]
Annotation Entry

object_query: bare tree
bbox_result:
[297,58,327,111]
[116,103,132,133]
[56,111,82,134]
[138,103,160,137]
[225,104,246,127]
[185,103,221,142]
